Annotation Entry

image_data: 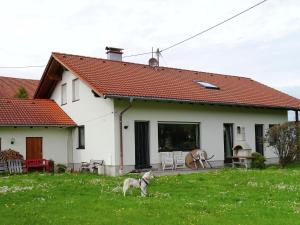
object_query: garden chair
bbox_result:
[90,160,104,174]
[161,152,174,171]
[198,150,214,168]
[173,151,185,169]
[80,162,90,172]
[7,160,23,174]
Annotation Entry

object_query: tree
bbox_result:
[14,86,28,99]
[265,122,300,168]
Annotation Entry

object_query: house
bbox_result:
[0,76,39,98]
[1,47,300,175]
[0,98,76,163]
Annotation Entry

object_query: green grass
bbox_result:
[1,165,300,225]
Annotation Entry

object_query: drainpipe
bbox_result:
[119,98,133,174]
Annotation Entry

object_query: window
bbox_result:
[269,124,278,129]
[158,123,200,152]
[78,126,85,149]
[196,81,219,89]
[72,79,79,101]
[61,83,67,105]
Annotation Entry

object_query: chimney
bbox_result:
[105,46,123,61]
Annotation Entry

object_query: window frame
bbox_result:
[195,80,219,90]
[157,122,200,152]
[61,83,67,105]
[77,126,85,149]
[72,78,80,102]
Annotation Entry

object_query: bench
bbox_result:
[231,157,253,169]
[25,159,49,172]
[80,160,104,174]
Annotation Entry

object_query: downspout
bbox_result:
[119,98,133,174]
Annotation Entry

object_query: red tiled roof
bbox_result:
[0,76,39,99]
[37,52,300,110]
[0,98,76,127]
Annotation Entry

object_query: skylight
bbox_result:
[196,81,219,89]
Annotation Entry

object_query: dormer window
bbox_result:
[196,81,219,89]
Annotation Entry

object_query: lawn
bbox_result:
[1,165,300,225]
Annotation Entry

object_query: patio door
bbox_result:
[26,137,43,160]
[255,124,264,155]
[135,121,150,169]
[224,124,233,163]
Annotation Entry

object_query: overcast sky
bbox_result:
[0,0,300,101]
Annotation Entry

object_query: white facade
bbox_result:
[45,70,287,175]
[115,100,286,171]
[50,71,117,173]
[0,127,72,164]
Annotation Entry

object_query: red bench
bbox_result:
[25,159,49,172]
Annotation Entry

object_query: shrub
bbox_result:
[265,122,300,168]
[251,152,266,169]
[56,164,67,173]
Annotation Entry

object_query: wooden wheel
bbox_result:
[185,149,201,170]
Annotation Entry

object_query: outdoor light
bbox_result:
[124,125,129,129]
[10,137,15,145]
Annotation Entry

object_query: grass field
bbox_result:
[1,165,300,225]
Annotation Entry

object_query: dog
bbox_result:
[123,171,153,197]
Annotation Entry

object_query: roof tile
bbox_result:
[44,53,300,110]
[0,76,39,99]
[0,98,76,126]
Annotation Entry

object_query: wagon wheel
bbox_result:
[185,150,201,170]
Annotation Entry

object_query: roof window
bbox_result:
[196,81,219,89]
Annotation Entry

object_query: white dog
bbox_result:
[123,171,153,197]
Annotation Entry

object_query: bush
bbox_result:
[251,152,266,169]
[265,122,300,168]
[56,164,67,173]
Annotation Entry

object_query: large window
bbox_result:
[61,83,67,105]
[72,79,79,101]
[78,126,85,149]
[158,123,200,152]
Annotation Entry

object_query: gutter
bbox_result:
[119,97,133,174]
[105,94,300,111]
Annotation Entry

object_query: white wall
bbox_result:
[114,100,287,167]
[0,127,71,163]
[50,71,116,165]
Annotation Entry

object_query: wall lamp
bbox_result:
[11,137,15,145]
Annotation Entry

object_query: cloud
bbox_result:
[0,0,299,98]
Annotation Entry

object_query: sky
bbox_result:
[0,0,300,105]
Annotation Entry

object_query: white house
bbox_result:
[1,48,300,175]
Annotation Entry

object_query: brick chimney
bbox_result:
[105,47,123,61]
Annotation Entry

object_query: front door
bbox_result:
[224,124,233,163]
[255,124,264,155]
[135,121,150,169]
[26,137,43,159]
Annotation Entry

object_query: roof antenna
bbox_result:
[156,48,160,66]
